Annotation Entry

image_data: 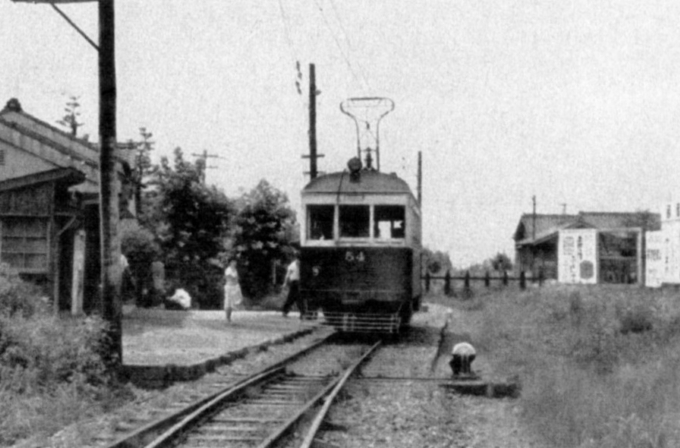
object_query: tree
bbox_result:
[127,127,157,218]
[143,148,232,309]
[422,247,453,275]
[490,252,513,272]
[624,210,661,232]
[233,179,297,299]
[56,95,84,137]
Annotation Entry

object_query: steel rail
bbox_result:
[298,340,382,448]
[144,367,287,448]
[140,340,379,448]
[258,340,381,448]
[103,332,334,448]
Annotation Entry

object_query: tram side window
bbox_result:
[339,205,370,238]
[307,205,334,240]
[374,205,405,239]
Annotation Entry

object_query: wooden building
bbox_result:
[0,98,135,314]
[514,211,660,283]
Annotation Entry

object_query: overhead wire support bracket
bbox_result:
[49,2,99,52]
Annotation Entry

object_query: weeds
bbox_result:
[0,262,121,446]
[473,285,680,447]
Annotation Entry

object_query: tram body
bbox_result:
[300,168,422,333]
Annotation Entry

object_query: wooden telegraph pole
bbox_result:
[98,0,122,367]
[309,64,318,179]
[303,63,323,178]
[191,150,227,184]
[12,0,122,368]
[417,151,422,206]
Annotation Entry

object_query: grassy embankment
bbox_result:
[0,264,130,448]
[432,283,680,448]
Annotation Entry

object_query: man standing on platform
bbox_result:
[282,253,305,318]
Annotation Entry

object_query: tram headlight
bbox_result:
[312,266,320,277]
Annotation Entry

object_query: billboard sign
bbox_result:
[558,229,598,284]
[646,231,664,287]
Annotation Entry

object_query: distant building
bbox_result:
[646,200,680,287]
[514,211,660,284]
[0,98,136,314]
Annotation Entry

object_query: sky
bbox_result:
[3,0,680,267]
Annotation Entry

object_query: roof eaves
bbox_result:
[0,117,99,171]
[0,106,98,152]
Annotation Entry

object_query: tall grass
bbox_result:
[470,285,680,448]
[0,263,126,447]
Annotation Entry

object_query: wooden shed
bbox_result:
[0,98,135,314]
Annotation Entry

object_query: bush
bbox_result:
[122,228,159,307]
[0,263,47,318]
[0,314,110,393]
[619,305,654,334]
[0,264,116,446]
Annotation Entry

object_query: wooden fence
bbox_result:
[422,270,544,295]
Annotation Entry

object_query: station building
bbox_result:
[0,98,136,314]
[514,211,660,285]
[645,201,680,287]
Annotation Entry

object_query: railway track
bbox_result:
[142,340,380,448]
[99,331,333,448]
[99,333,380,448]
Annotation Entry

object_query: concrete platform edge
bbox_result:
[121,327,316,388]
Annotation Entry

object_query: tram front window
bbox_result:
[374,205,405,239]
[307,205,334,240]
[339,205,370,238]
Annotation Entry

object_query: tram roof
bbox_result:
[302,170,414,195]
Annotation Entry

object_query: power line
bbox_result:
[327,0,375,96]
[277,0,298,66]
[311,0,372,93]
[277,0,308,111]
[328,0,353,54]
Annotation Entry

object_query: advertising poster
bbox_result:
[661,214,680,284]
[558,229,598,284]
[646,231,664,288]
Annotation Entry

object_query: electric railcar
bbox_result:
[299,157,422,333]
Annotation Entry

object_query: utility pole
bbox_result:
[560,203,567,215]
[532,195,537,241]
[98,0,122,368]
[192,150,226,184]
[417,151,422,207]
[531,195,537,277]
[13,0,122,370]
[302,63,323,178]
[309,64,317,179]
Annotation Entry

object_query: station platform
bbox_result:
[121,306,320,388]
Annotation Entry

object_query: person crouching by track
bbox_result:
[165,283,192,310]
[450,342,476,377]
[282,253,306,318]
[223,257,242,323]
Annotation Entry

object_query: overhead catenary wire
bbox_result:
[277,0,308,111]
[311,0,373,94]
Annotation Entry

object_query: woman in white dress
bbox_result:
[224,258,242,322]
